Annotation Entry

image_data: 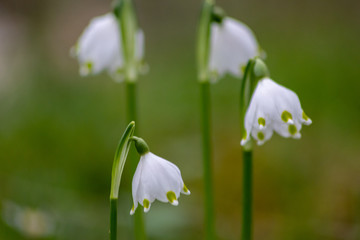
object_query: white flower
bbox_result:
[209,17,260,81]
[71,13,145,81]
[130,152,190,215]
[241,78,312,146]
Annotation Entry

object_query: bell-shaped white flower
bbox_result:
[209,17,260,81]
[241,78,312,146]
[130,151,190,215]
[71,13,145,81]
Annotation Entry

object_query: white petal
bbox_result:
[76,13,121,75]
[135,30,145,61]
[144,153,182,202]
[209,17,260,80]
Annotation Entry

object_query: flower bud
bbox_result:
[131,136,150,155]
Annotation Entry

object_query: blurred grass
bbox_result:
[1,0,360,239]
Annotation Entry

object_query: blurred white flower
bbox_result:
[130,152,190,215]
[2,201,55,238]
[209,17,260,81]
[241,78,312,146]
[71,13,145,81]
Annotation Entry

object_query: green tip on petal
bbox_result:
[130,204,135,215]
[288,124,297,135]
[281,111,293,123]
[182,184,191,195]
[302,111,309,121]
[86,61,93,72]
[257,131,265,141]
[166,191,178,206]
[258,117,266,127]
[242,129,247,141]
[143,199,150,210]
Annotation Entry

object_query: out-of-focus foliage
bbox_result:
[0,0,359,239]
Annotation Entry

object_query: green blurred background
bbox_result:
[1,0,360,239]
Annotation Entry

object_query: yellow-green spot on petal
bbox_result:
[85,61,93,72]
[258,117,266,127]
[240,65,246,74]
[242,129,247,140]
[166,191,177,203]
[143,199,150,209]
[183,185,189,193]
[302,111,309,121]
[116,67,124,75]
[288,124,297,135]
[131,204,134,212]
[257,131,264,141]
[281,111,293,123]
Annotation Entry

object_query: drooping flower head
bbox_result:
[241,59,312,146]
[208,11,261,81]
[130,137,190,215]
[71,13,145,81]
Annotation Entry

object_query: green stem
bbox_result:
[109,121,135,240]
[110,198,118,240]
[241,150,252,240]
[126,81,137,124]
[197,0,214,81]
[125,81,146,240]
[200,81,215,240]
[239,59,257,240]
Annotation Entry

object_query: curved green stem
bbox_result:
[200,81,215,240]
[109,122,135,240]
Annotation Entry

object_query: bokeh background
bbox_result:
[1,0,360,239]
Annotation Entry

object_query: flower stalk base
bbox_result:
[110,198,117,240]
[242,150,253,240]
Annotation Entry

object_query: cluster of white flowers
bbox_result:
[73,4,312,217]
[204,14,311,146]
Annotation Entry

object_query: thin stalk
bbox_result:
[126,81,137,124]
[241,150,252,240]
[110,198,118,240]
[200,81,215,240]
[239,59,256,240]
[125,81,146,240]
[109,121,135,240]
[114,0,144,238]
[197,0,214,82]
